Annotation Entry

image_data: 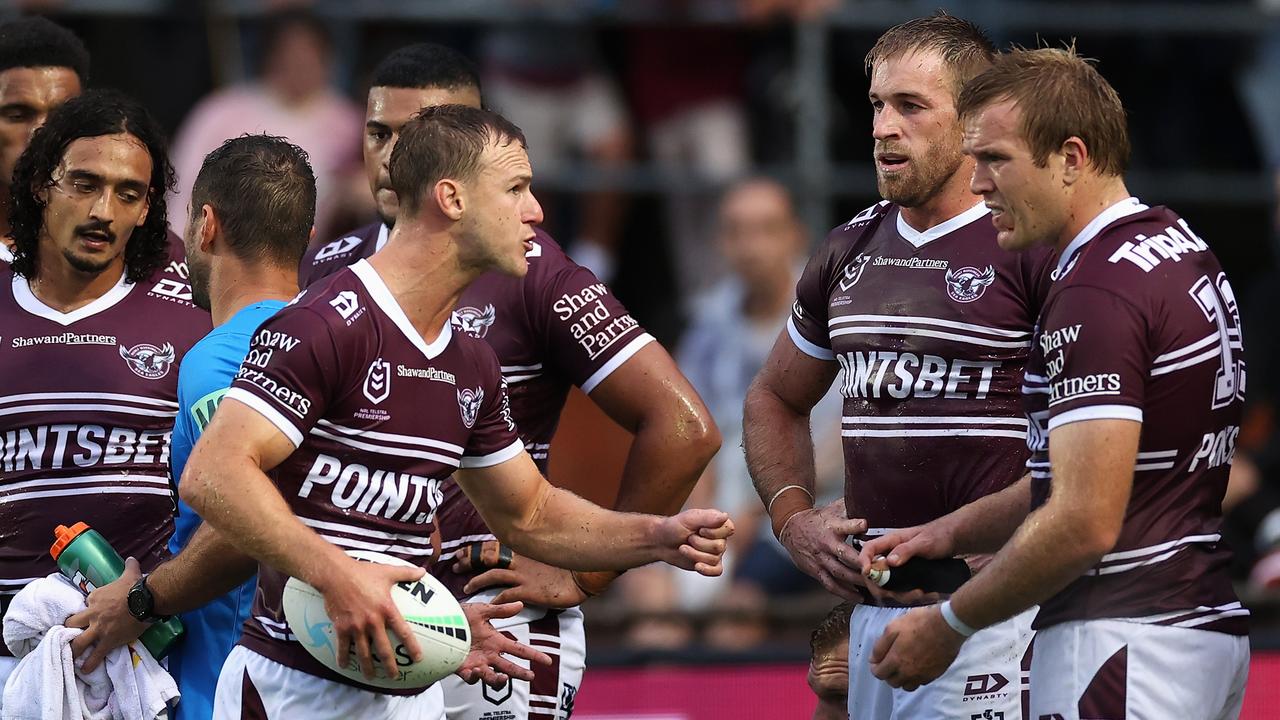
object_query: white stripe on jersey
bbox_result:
[842,415,1028,427]
[1,473,170,495]
[0,485,173,505]
[314,533,435,557]
[829,326,1030,349]
[439,534,498,554]
[1150,348,1221,377]
[502,373,542,384]
[316,420,463,454]
[255,616,297,642]
[298,516,433,546]
[828,314,1030,338]
[1098,533,1221,564]
[0,403,175,418]
[0,392,177,408]
[787,317,834,361]
[1137,449,1179,459]
[1046,404,1143,431]
[1153,333,1219,364]
[1126,601,1247,627]
[841,428,1026,439]
[1172,608,1251,629]
[500,364,543,373]
[1134,462,1177,471]
[309,427,461,467]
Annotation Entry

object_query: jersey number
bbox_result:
[1189,273,1245,409]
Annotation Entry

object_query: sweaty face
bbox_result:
[39,133,152,277]
[456,138,543,278]
[868,50,965,208]
[0,66,81,190]
[364,85,482,228]
[964,99,1071,251]
[716,181,802,286]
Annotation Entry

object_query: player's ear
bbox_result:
[197,203,217,253]
[434,178,464,221]
[1060,136,1088,185]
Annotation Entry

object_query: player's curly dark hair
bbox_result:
[9,88,174,282]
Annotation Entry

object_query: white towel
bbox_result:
[1,574,179,720]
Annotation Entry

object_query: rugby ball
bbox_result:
[282,550,469,689]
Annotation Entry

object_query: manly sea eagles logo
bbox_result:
[452,304,496,339]
[945,265,996,303]
[119,342,176,380]
[363,358,391,404]
[838,253,872,291]
[457,386,484,429]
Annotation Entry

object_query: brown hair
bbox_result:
[865,11,996,98]
[957,47,1130,176]
[390,104,526,215]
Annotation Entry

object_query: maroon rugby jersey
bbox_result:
[225,259,524,690]
[789,201,1053,540]
[1023,198,1247,635]
[302,223,654,596]
[0,253,206,651]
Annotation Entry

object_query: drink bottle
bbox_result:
[50,522,184,659]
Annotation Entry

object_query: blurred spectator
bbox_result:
[480,19,631,281]
[168,9,362,240]
[616,178,842,648]
[626,8,751,309]
[809,602,853,720]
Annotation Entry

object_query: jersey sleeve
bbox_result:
[460,349,524,468]
[1041,285,1149,432]
[532,256,654,394]
[224,307,342,447]
[787,241,836,361]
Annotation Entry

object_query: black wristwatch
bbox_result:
[126,574,168,622]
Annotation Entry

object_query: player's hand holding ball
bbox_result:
[310,553,427,680]
[655,508,736,576]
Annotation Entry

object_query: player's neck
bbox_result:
[29,254,125,313]
[897,175,980,235]
[1055,177,1133,253]
[367,225,471,346]
[208,260,298,327]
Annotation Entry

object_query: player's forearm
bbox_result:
[943,474,1033,555]
[488,481,666,571]
[149,523,259,616]
[180,450,346,590]
[743,380,818,528]
[612,407,720,516]
[949,498,1110,631]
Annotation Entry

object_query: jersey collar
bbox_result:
[895,202,990,248]
[1053,196,1149,279]
[12,270,135,326]
[374,224,389,253]
[350,258,453,360]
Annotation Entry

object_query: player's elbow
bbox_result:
[1063,507,1125,566]
[680,405,721,469]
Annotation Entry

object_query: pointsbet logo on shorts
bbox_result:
[118,342,176,380]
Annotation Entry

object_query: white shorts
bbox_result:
[0,656,17,715]
[440,591,585,720]
[212,645,443,720]
[848,604,1036,720]
[1030,619,1249,720]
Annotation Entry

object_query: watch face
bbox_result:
[127,581,151,618]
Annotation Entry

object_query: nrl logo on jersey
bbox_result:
[119,342,176,380]
[457,386,483,428]
[363,358,391,404]
[945,265,996,303]
[838,254,872,291]
[452,304,496,339]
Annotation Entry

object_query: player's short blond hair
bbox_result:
[957,47,1130,177]
[865,11,996,99]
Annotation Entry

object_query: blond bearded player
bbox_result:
[744,14,1054,720]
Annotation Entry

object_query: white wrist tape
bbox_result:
[939,599,978,637]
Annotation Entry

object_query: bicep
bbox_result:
[454,451,547,526]
[1046,418,1141,533]
[588,342,712,433]
[188,397,297,475]
[750,332,839,415]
